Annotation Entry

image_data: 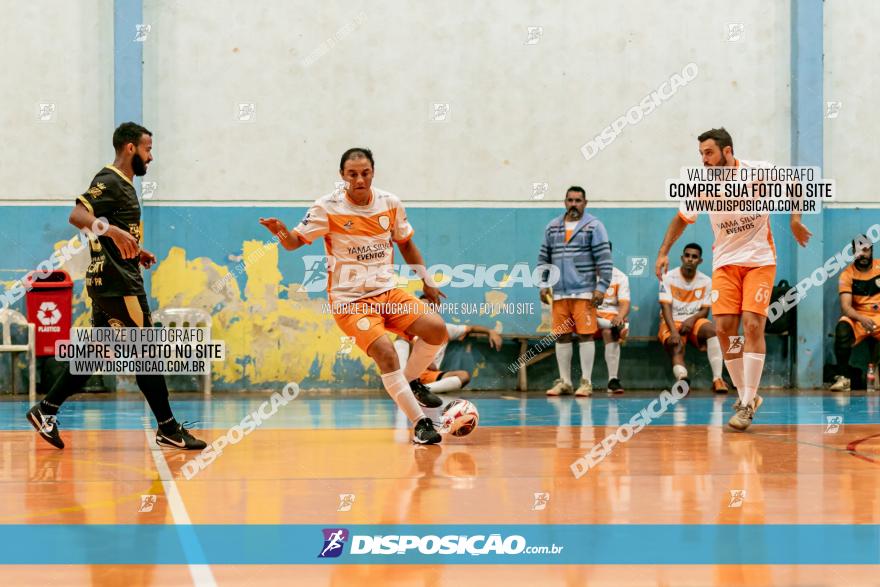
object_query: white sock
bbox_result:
[706,336,724,379]
[725,357,745,402]
[403,339,443,382]
[393,338,410,370]
[555,342,573,385]
[605,342,620,380]
[673,364,688,380]
[380,369,425,424]
[426,376,463,393]
[742,352,765,407]
[579,340,595,384]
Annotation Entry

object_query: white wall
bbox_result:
[0,1,114,200]
[143,0,790,205]
[825,0,880,204]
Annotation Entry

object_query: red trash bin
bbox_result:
[25,270,74,357]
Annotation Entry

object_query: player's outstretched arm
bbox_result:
[790,213,812,247]
[259,217,303,252]
[656,214,687,279]
[397,238,446,306]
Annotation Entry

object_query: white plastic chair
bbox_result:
[0,309,36,402]
[150,307,213,395]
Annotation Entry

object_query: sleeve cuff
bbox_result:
[292,230,312,245]
[77,196,94,214]
[393,229,415,244]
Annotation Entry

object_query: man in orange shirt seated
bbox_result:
[658,243,728,393]
[830,235,880,391]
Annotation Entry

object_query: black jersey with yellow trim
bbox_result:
[76,165,145,297]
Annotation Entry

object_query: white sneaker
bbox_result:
[829,375,851,392]
[546,379,574,396]
[575,379,593,397]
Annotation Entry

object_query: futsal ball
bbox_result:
[441,399,479,437]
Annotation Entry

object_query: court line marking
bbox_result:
[749,428,880,466]
[143,420,217,587]
[846,433,880,464]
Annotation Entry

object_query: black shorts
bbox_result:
[91,294,153,328]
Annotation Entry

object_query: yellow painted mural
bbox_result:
[150,242,371,385]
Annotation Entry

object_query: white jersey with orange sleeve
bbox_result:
[292,187,415,304]
[659,267,712,322]
[677,159,777,270]
[597,267,630,315]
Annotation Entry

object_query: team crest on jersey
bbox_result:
[88,183,105,198]
[378,216,390,230]
[108,318,125,329]
[875,277,880,288]
[343,220,354,230]
[695,288,703,299]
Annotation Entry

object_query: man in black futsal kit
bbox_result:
[26,122,207,450]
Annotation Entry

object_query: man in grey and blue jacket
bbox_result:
[538,186,614,396]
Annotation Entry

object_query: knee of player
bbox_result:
[367,339,399,369]
[835,321,855,347]
[423,317,448,345]
[459,371,471,386]
[556,332,573,344]
[741,316,765,338]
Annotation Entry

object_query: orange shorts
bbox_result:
[419,369,444,384]
[331,288,430,353]
[594,310,628,340]
[552,298,597,335]
[838,315,880,346]
[596,310,616,322]
[658,317,713,348]
[711,265,776,317]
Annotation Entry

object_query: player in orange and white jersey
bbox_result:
[656,128,811,431]
[594,242,629,393]
[658,243,728,393]
[259,148,448,445]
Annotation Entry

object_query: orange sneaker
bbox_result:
[712,378,729,394]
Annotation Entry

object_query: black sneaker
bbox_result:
[26,405,64,449]
[413,417,442,445]
[410,379,443,408]
[156,422,207,450]
[607,378,625,394]
[674,378,691,397]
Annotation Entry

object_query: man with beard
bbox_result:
[26,122,207,450]
[655,128,812,430]
[830,235,880,391]
[539,186,613,397]
[658,243,728,392]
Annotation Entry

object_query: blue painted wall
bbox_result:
[3,204,871,392]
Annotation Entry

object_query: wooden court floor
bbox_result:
[0,392,877,586]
